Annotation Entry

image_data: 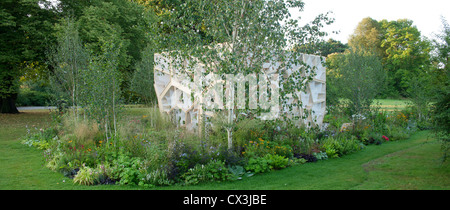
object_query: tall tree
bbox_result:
[49,16,89,118]
[135,0,220,48]
[160,0,333,148]
[348,17,432,97]
[348,17,383,56]
[130,44,157,105]
[0,0,56,113]
[295,38,348,57]
[430,17,450,158]
[432,16,450,73]
[81,41,123,139]
[57,0,154,102]
[326,47,385,124]
[380,19,432,97]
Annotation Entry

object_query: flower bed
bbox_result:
[22,108,419,187]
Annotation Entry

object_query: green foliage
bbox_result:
[73,165,100,186]
[21,127,58,150]
[0,0,57,113]
[348,17,383,56]
[242,138,293,159]
[320,136,363,158]
[313,151,328,160]
[80,40,123,138]
[182,160,232,185]
[380,19,432,97]
[16,83,54,107]
[245,154,289,174]
[431,84,450,162]
[228,165,254,181]
[346,17,432,98]
[295,38,348,57]
[110,152,146,185]
[159,0,334,148]
[430,17,450,162]
[49,16,89,119]
[130,45,157,105]
[22,102,426,187]
[76,0,151,71]
[54,0,156,104]
[140,168,172,187]
[18,0,444,188]
[326,47,385,123]
[233,118,266,148]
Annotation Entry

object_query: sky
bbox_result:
[292,0,450,43]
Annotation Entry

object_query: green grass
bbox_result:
[1,109,449,190]
[373,99,410,112]
[337,98,409,112]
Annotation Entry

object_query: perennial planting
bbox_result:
[21,106,420,187]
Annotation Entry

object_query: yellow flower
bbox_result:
[142,115,148,118]
[99,141,103,144]
[68,140,72,143]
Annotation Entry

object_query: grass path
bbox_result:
[1,110,449,190]
[176,131,449,190]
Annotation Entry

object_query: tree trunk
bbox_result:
[0,94,19,113]
[227,127,233,150]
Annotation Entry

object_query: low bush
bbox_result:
[320,135,364,158]
[73,165,100,186]
[182,160,232,185]
[245,154,289,173]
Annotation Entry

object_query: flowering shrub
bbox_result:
[242,138,293,158]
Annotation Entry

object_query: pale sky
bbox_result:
[292,0,450,43]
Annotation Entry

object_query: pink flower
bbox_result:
[382,135,389,141]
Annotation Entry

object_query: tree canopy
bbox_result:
[344,17,432,97]
[0,0,57,113]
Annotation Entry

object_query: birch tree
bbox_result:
[158,0,333,149]
[49,16,89,119]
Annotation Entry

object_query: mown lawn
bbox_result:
[1,108,449,190]
[373,99,410,112]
